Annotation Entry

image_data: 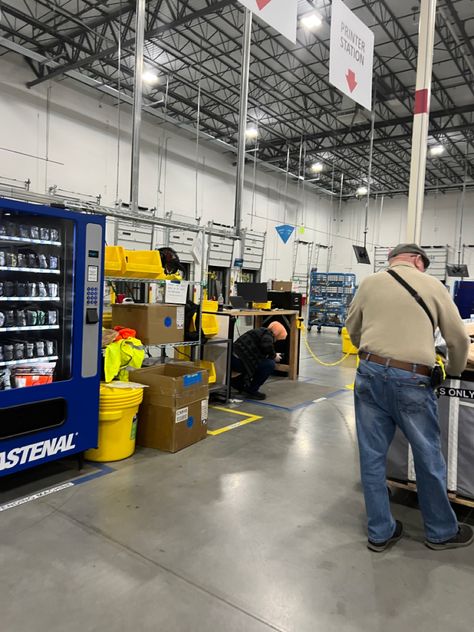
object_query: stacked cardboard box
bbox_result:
[130,363,209,453]
[112,304,184,345]
[272,281,293,292]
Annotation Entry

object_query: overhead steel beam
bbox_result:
[25,0,236,87]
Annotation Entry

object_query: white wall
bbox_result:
[329,191,474,282]
[0,54,472,287]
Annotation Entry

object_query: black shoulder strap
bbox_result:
[386,269,435,331]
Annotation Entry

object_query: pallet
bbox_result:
[387,479,474,509]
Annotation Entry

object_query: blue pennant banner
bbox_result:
[275,224,295,244]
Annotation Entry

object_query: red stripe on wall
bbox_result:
[414,89,429,115]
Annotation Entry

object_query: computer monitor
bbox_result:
[229,295,246,309]
[353,245,371,265]
[447,264,469,278]
[236,282,268,303]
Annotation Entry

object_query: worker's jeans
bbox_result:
[231,356,275,393]
[354,359,458,544]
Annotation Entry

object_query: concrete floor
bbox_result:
[1,330,474,632]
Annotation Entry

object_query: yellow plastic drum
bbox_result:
[85,384,144,462]
[341,327,358,355]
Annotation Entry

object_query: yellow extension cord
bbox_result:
[299,322,352,367]
[299,320,446,374]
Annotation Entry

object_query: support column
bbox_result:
[130,0,146,213]
[234,9,252,236]
[406,0,437,243]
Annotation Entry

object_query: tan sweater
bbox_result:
[346,262,470,375]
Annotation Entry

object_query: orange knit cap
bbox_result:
[267,321,287,341]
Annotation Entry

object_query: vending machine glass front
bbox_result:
[0,209,74,392]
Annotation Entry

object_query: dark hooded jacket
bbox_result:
[233,327,276,385]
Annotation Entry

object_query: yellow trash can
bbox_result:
[85,384,144,462]
[341,327,358,355]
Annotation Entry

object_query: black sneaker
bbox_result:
[425,524,474,551]
[230,377,244,393]
[244,391,266,401]
[367,520,403,552]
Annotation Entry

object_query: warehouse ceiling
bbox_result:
[0,0,473,197]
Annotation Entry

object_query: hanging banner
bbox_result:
[276,224,295,244]
[237,0,297,44]
[329,0,374,111]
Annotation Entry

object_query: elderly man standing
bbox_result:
[347,243,471,552]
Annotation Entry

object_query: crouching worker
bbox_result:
[231,321,287,400]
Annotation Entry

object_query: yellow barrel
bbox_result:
[341,327,358,355]
[85,384,144,462]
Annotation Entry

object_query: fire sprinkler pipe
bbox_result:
[406,0,437,243]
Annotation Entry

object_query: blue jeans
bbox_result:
[355,359,458,544]
[231,356,275,393]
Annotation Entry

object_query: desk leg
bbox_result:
[225,316,237,403]
[288,314,298,380]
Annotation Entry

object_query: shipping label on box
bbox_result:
[175,407,189,424]
[201,399,209,422]
[176,305,185,330]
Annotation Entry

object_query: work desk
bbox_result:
[205,309,300,382]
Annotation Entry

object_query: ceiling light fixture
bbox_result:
[142,69,159,84]
[429,144,444,157]
[310,162,324,173]
[245,126,259,140]
[356,186,368,196]
[301,13,323,30]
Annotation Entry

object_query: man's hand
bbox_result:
[275,353,283,363]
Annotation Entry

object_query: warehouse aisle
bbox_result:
[1,331,473,632]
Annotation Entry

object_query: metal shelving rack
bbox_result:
[308,271,356,334]
[105,277,205,359]
[105,276,232,401]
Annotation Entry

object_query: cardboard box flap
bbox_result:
[143,385,209,408]
[130,364,209,401]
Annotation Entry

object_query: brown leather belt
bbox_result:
[358,351,432,376]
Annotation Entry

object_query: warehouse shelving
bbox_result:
[308,271,356,334]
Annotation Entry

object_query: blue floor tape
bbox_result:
[0,462,116,513]
[74,462,115,485]
[244,387,349,412]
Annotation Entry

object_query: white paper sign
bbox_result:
[201,399,209,422]
[329,0,374,111]
[165,281,188,305]
[176,407,189,424]
[238,0,297,44]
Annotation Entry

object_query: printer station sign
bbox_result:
[329,0,374,111]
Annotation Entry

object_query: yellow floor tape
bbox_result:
[207,406,263,436]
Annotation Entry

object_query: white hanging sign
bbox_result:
[329,0,374,111]
[237,0,297,44]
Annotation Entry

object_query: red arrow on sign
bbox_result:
[346,69,357,93]
[256,0,272,9]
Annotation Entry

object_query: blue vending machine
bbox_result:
[0,198,104,476]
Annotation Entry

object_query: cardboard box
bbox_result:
[272,280,293,292]
[129,364,209,453]
[112,303,185,345]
